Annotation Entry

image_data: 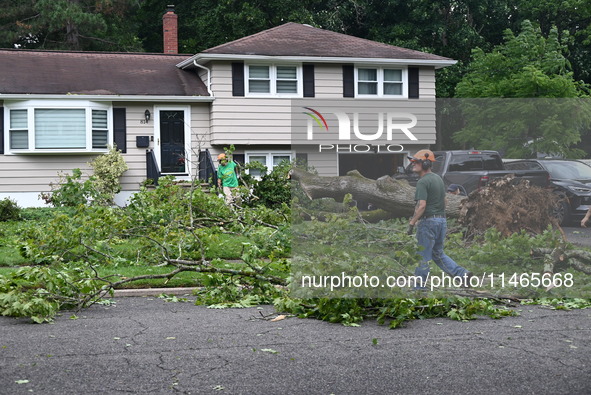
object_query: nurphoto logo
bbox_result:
[303,107,418,141]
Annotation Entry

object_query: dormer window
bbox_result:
[246,64,302,97]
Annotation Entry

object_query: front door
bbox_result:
[159,110,186,174]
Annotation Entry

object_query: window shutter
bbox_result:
[343,65,355,97]
[303,64,315,97]
[408,67,419,99]
[232,62,245,96]
[0,108,4,154]
[113,108,127,153]
[232,153,245,165]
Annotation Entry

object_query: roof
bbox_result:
[0,49,210,97]
[198,22,452,61]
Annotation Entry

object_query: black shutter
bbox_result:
[232,62,245,96]
[343,64,355,97]
[232,153,245,165]
[113,108,127,153]
[408,67,419,99]
[303,64,315,97]
[0,108,4,154]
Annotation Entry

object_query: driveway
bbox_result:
[1,296,589,394]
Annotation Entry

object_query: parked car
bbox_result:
[504,159,591,224]
[395,150,550,194]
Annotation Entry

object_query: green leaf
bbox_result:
[15,380,30,384]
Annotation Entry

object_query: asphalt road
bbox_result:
[1,297,590,395]
[563,226,591,247]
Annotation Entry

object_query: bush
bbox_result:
[40,147,128,207]
[89,146,128,205]
[250,160,291,208]
[0,198,21,221]
[40,168,96,207]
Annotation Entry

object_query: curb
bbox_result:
[113,287,199,298]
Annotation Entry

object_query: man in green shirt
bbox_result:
[217,153,239,204]
[408,150,472,288]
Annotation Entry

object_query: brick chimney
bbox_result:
[163,5,178,54]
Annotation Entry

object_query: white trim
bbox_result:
[178,53,457,69]
[3,100,113,155]
[0,190,139,208]
[153,105,192,180]
[0,94,214,102]
[354,66,408,99]
[245,63,303,98]
[245,150,294,178]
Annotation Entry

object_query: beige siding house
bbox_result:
[0,19,455,207]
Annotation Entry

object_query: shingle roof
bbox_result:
[0,49,209,96]
[201,22,451,61]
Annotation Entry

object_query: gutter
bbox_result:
[177,54,458,69]
[193,60,213,96]
[0,94,214,103]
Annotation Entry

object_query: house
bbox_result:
[0,8,455,207]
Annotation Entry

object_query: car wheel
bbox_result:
[552,194,570,225]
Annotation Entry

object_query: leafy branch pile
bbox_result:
[1,163,588,326]
[1,175,289,322]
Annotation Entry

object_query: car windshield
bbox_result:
[543,161,591,180]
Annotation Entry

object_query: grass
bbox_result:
[0,207,285,289]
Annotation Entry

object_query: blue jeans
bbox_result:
[415,218,468,285]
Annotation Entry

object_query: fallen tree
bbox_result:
[292,169,560,237]
[291,168,464,218]
[532,246,591,275]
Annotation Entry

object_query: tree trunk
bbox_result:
[291,168,464,218]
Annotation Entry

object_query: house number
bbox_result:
[140,120,148,124]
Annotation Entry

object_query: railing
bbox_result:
[146,149,161,186]
[198,149,218,186]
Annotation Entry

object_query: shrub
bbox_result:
[89,146,128,205]
[40,147,128,207]
[250,160,291,208]
[0,198,21,221]
[40,168,96,207]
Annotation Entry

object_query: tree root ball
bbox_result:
[459,176,560,238]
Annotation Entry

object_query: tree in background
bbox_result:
[134,0,316,54]
[452,20,591,158]
[2,0,591,98]
[0,0,142,51]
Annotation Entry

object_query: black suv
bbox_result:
[504,159,591,225]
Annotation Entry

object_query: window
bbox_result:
[448,154,504,172]
[246,64,301,96]
[384,69,403,95]
[276,66,298,93]
[355,67,406,97]
[9,109,28,149]
[245,151,294,178]
[358,69,378,95]
[248,66,270,93]
[5,101,112,154]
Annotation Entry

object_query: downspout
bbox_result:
[193,60,212,96]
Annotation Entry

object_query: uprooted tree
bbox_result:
[291,168,560,237]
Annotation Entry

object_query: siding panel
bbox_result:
[0,102,211,196]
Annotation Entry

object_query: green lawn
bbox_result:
[0,208,284,288]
